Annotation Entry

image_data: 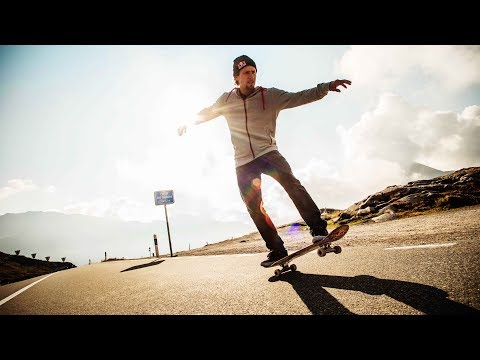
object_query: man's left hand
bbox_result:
[329,79,352,92]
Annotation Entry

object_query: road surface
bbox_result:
[1,207,479,315]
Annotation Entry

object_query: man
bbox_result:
[178,54,351,267]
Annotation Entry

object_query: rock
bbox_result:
[357,206,373,216]
[372,212,397,223]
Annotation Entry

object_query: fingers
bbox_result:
[330,79,352,92]
[177,125,187,136]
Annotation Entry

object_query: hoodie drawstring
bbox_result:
[226,88,236,103]
[260,87,265,110]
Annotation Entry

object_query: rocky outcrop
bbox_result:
[335,167,480,224]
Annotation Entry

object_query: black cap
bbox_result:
[233,55,257,76]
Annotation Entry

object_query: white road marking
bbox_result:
[171,253,259,259]
[180,255,222,259]
[0,273,54,307]
[384,243,457,250]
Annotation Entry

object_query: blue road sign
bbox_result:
[154,190,174,205]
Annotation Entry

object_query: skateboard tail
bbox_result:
[312,224,349,245]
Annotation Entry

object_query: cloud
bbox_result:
[411,105,480,170]
[340,93,480,172]
[341,93,421,168]
[338,45,480,92]
[45,185,56,193]
[0,179,38,200]
[63,197,147,221]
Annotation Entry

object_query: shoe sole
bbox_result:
[261,254,288,267]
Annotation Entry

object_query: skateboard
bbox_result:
[268,224,349,277]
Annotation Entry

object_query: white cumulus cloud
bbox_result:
[340,93,480,172]
[0,179,38,200]
[338,45,480,92]
[63,197,148,221]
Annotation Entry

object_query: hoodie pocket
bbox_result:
[265,127,276,145]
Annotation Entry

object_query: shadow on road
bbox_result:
[121,259,165,272]
[269,272,480,315]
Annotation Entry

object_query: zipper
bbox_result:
[243,99,255,159]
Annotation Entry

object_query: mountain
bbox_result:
[407,162,454,179]
[0,212,253,267]
[335,166,480,224]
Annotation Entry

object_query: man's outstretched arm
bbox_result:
[177,105,220,136]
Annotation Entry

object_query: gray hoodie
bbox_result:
[197,83,330,168]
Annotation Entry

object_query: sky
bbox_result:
[1,45,479,251]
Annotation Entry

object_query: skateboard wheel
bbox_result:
[274,269,282,277]
[289,264,297,272]
[317,248,326,257]
[333,246,342,254]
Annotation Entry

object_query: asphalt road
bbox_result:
[1,231,479,315]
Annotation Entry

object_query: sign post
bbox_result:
[154,190,175,257]
[153,234,159,257]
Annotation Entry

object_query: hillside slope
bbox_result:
[0,252,75,285]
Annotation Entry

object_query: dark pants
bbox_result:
[235,150,326,251]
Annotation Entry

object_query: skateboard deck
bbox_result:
[268,224,349,277]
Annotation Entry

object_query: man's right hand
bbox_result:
[177,125,187,136]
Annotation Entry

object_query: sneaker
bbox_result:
[310,227,328,243]
[260,248,288,267]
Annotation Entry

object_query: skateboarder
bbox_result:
[178,54,351,267]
